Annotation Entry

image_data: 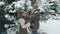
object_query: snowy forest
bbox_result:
[0,0,60,34]
[0,0,60,21]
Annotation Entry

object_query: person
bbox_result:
[28,4,40,34]
[17,10,31,34]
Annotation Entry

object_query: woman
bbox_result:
[17,11,31,34]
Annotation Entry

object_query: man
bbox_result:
[28,4,40,34]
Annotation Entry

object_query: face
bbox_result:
[22,12,26,16]
[32,4,38,9]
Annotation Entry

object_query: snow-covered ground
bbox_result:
[39,19,60,34]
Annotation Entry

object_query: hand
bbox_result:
[27,22,31,26]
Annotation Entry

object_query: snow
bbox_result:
[3,0,60,34]
[0,1,5,6]
[39,19,60,34]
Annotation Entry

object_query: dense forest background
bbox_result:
[0,0,60,21]
[0,0,60,34]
